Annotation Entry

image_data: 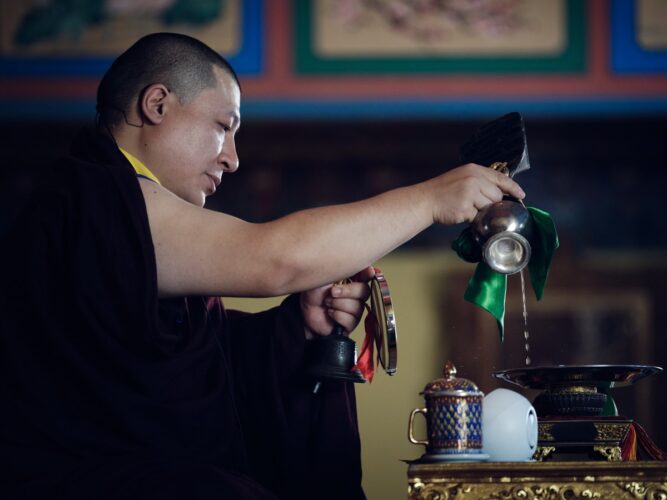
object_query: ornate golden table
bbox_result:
[407,460,667,499]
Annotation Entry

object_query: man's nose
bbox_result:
[220,140,239,173]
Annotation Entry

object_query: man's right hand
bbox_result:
[424,163,526,226]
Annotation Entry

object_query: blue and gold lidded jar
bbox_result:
[408,362,483,457]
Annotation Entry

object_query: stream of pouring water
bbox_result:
[519,269,531,366]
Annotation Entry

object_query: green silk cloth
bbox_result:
[452,207,559,341]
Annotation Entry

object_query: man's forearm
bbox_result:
[256,182,433,294]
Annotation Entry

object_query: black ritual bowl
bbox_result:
[493,364,662,390]
[493,365,663,417]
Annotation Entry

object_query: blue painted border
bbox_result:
[611,0,667,74]
[227,0,263,75]
[0,0,263,77]
[242,98,667,119]
[2,97,666,121]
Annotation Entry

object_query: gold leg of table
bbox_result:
[593,445,622,462]
[407,461,667,499]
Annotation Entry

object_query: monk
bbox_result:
[0,33,524,499]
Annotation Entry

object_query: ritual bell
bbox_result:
[308,272,398,393]
[308,324,366,385]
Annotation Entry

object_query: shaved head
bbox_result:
[97,32,240,129]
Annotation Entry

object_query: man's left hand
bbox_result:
[300,266,375,339]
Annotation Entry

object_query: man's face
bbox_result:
[149,67,241,207]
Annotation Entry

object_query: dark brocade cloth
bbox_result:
[0,128,365,500]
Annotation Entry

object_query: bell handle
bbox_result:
[408,408,429,446]
[331,322,346,336]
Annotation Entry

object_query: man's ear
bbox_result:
[140,84,171,125]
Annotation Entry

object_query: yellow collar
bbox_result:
[118,147,161,185]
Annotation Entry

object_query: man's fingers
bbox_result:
[492,171,525,199]
[350,265,375,282]
[476,183,504,210]
[481,182,504,202]
[331,281,371,301]
[326,297,365,317]
[328,310,360,333]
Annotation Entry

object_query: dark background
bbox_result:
[2,115,666,449]
[4,116,666,249]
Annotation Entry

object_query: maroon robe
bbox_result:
[0,128,365,500]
